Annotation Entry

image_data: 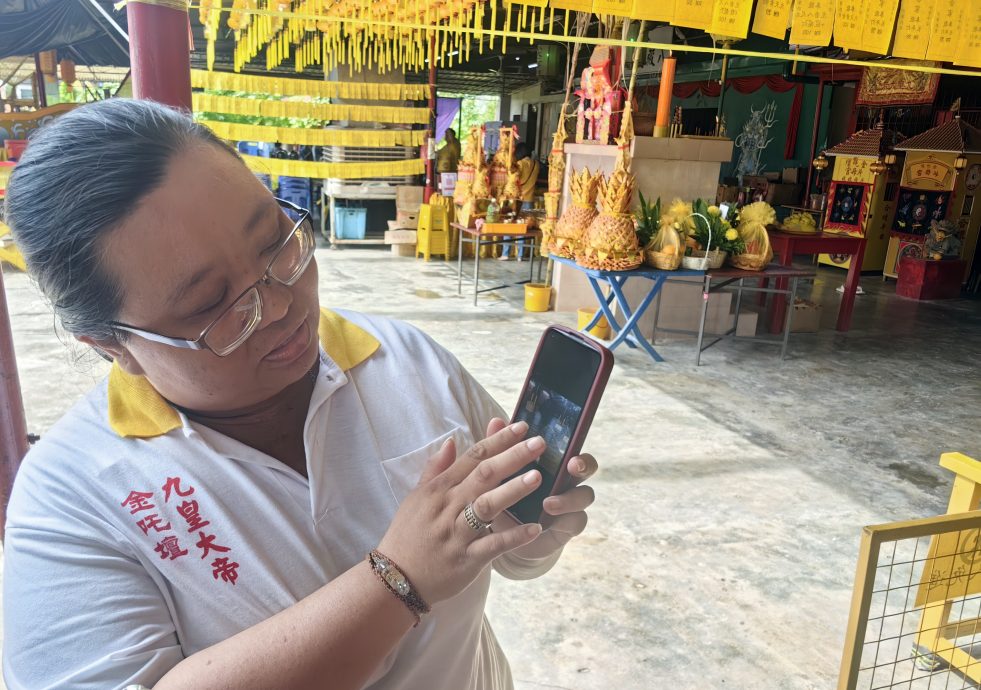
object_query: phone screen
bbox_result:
[508,329,602,523]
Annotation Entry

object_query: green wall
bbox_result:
[637,58,832,184]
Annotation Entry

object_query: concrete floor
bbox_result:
[2,246,980,689]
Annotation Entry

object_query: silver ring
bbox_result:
[463,502,492,531]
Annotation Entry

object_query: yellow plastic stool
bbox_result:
[416,203,452,261]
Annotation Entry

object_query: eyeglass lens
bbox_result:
[203,215,315,355]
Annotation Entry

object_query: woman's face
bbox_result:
[91,143,321,413]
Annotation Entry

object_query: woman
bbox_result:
[2,100,597,690]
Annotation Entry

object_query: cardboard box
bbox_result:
[385,229,417,244]
[396,185,424,212]
[790,299,822,332]
[395,209,419,229]
[391,243,416,257]
[765,183,803,206]
[716,184,740,204]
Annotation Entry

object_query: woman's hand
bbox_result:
[377,420,546,606]
[484,418,598,561]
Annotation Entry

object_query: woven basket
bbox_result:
[728,253,769,271]
[682,249,726,270]
[645,248,681,270]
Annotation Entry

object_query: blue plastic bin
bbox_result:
[335,207,367,240]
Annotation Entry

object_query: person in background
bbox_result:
[499,143,540,262]
[435,127,461,174]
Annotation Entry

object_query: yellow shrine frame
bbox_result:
[839,453,981,689]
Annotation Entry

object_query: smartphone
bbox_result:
[505,325,614,524]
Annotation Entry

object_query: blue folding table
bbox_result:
[550,256,704,362]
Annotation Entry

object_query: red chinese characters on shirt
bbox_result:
[211,557,240,585]
[120,490,156,514]
[120,477,241,585]
[162,476,194,503]
[177,499,211,532]
[154,535,189,560]
[137,513,172,535]
[195,531,231,560]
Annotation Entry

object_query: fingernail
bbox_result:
[526,523,542,537]
[574,458,586,473]
[544,497,559,510]
[522,470,540,485]
[526,436,545,451]
[441,437,454,451]
[510,420,529,435]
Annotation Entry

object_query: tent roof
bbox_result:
[0,0,128,66]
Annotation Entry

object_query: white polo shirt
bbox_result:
[3,309,558,690]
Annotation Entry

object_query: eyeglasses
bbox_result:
[111,198,316,357]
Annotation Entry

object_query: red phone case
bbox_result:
[505,325,614,523]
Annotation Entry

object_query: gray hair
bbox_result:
[2,99,237,341]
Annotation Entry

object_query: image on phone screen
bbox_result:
[514,381,583,478]
[507,330,601,523]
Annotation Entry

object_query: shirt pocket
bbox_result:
[380,426,467,504]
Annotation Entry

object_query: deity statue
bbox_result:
[924,220,962,260]
[575,46,624,145]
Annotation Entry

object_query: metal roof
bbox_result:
[893,117,981,153]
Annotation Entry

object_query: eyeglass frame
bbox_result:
[109,197,315,357]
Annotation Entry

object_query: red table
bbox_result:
[766,229,866,332]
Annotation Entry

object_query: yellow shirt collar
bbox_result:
[107,308,380,439]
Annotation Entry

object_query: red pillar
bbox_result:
[0,268,30,534]
[126,3,192,109]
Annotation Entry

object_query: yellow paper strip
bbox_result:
[593,0,633,17]
[550,0,593,10]
[199,2,981,78]
[673,0,715,30]
[190,69,431,101]
[954,1,981,67]
[860,0,901,55]
[192,94,430,124]
[199,120,426,148]
[834,0,868,50]
[630,0,674,21]
[892,0,935,59]
[752,0,793,39]
[241,154,425,180]
[926,0,965,62]
[789,0,836,47]
[709,0,754,39]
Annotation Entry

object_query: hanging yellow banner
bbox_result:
[242,155,425,181]
[925,0,965,62]
[752,0,793,39]
[631,0,675,22]
[953,3,981,67]
[192,94,431,125]
[834,0,868,50]
[710,0,754,39]
[892,0,935,59]
[550,0,593,11]
[593,0,632,16]
[859,0,901,55]
[673,0,715,30]
[199,121,426,148]
[789,0,836,47]
[190,70,431,101]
